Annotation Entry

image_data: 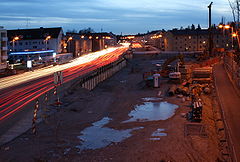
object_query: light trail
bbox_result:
[0,47,121,90]
[0,46,128,121]
[132,42,142,48]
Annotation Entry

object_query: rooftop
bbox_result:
[7,27,62,40]
[169,29,222,36]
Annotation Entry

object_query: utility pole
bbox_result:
[208,2,213,57]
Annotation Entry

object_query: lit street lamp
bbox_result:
[67,36,73,42]
[218,24,239,50]
[67,36,73,53]
[12,36,20,51]
[218,24,239,79]
[224,25,231,29]
[232,33,237,38]
[45,36,51,50]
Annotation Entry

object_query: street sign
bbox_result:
[54,71,63,85]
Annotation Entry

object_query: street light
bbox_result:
[45,36,51,41]
[232,33,237,37]
[67,36,73,53]
[218,24,239,79]
[218,24,224,29]
[218,24,239,49]
[12,36,20,51]
[67,36,73,42]
[45,36,51,50]
[224,25,231,29]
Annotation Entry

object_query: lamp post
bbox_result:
[45,36,51,50]
[218,24,239,50]
[12,36,20,52]
[218,24,239,79]
[80,36,85,55]
[67,36,73,53]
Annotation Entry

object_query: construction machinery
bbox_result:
[160,54,185,78]
[143,54,185,79]
[143,54,187,86]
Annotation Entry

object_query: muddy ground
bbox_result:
[0,55,222,162]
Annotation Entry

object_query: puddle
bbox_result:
[150,137,161,140]
[142,97,163,102]
[124,101,179,122]
[76,117,143,151]
[151,128,167,137]
[150,128,167,141]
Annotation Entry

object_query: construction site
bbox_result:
[0,44,233,161]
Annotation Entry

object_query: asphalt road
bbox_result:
[214,63,240,161]
[0,47,128,145]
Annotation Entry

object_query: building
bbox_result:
[144,30,162,44]
[7,27,63,53]
[101,32,117,48]
[66,32,117,57]
[145,31,165,50]
[144,27,233,52]
[0,26,8,72]
[65,33,92,57]
[164,28,232,52]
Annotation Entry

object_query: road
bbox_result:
[0,46,128,129]
[0,47,120,90]
[214,63,240,161]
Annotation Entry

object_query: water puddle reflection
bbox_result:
[142,97,163,102]
[124,101,179,123]
[150,128,167,141]
[76,117,143,151]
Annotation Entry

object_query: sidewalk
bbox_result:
[214,63,240,161]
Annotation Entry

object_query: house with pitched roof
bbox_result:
[7,27,63,53]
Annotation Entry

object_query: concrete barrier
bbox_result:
[76,58,126,91]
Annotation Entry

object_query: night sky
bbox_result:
[0,0,232,34]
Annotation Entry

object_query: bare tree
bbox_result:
[228,0,240,26]
[228,0,240,63]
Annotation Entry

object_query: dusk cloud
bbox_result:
[0,0,232,34]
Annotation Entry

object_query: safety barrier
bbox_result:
[79,58,127,90]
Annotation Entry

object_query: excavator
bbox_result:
[160,54,184,78]
[143,54,185,81]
